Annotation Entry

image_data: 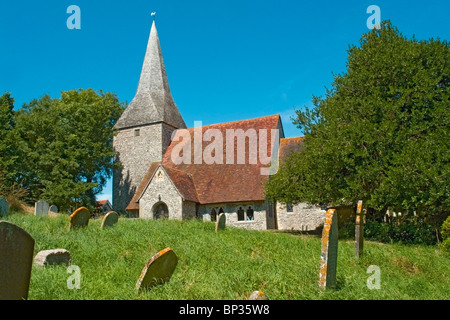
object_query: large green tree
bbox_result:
[266,21,449,221]
[15,89,124,210]
[0,92,21,191]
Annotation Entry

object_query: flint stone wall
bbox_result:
[139,166,183,220]
[277,202,327,232]
[199,201,267,230]
[113,123,177,213]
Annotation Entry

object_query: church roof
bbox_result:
[126,162,199,211]
[162,114,284,204]
[126,115,306,210]
[115,20,186,130]
[279,137,304,165]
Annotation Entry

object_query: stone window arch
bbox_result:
[153,202,169,220]
[246,206,254,221]
[211,208,217,222]
[237,207,245,221]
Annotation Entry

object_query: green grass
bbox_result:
[3,211,449,300]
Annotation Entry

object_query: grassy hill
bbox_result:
[3,211,449,300]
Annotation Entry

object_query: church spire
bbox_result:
[115,19,186,130]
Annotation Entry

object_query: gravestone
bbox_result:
[215,212,226,232]
[34,200,49,216]
[0,221,35,300]
[136,248,178,291]
[69,207,90,229]
[49,205,58,214]
[318,208,338,290]
[101,211,119,229]
[248,290,267,300]
[355,200,364,259]
[0,197,8,217]
[34,249,71,267]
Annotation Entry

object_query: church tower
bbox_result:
[113,20,186,213]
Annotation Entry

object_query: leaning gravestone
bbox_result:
[318,208,338,290]
[101,211,119,229]
[34,200,49,216]
[48,205,58,214]
[0,197,8,217]
[69,207,90,229]
[355,200,364,259]
[215,212,226,232]
[34,249,71,267]
[136,248,178,291]
[0,221,35,300]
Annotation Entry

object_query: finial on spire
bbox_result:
[151,12,156,20]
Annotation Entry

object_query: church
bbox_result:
[112,20,326,231]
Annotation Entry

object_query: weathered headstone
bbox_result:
[136,248,178,291]
[34,249,71,267]
[101,211,119,229]
[318,208,338,290]
[34,200,49,216]
[0,221,35,300]
[48,205,58,214]
[215,212,226,232]
[0,197,9,217]
[69,207,90,229]
[248,290,267,300]
[355,200,364,259]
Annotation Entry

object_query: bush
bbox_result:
[441,216,450,241]
[441,217,450,252]
[363,217,437,245]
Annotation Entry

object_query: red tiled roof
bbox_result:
[163,166,199,203]
[96,200,108,206]
[162,115,284,204]
[279,137,304,165]
[126,162,199,211]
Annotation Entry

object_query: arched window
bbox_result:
[237,207,245,221]
[246,206,254,221]
[153,202,169,220]
[211,208,217,222]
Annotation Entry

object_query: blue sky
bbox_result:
[1,0,449,202]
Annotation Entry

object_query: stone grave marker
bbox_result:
[248,290,267,300]
[215,212,226,232]
[34,249,71,267]
[34,200,49,216]
[69,207,90,229]
[101,211,119,229]
[48,205,58,214]
[355,200,364,259]
[0,197,8,217]
[0,221,35,300]
[318,208,338,290]
[136,248,178,291]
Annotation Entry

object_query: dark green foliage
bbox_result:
[10,89,124,210]
[0,93,20,188]
[266,21,449,230]
[364,219,437,245]
[442,216,450,251]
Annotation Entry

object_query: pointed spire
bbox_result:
[116,20,186,130]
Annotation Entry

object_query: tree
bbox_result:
[266,21,449,222]
[0,93,20,189]
[15,89,124,210]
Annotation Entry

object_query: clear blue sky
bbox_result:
[1,0,448,202]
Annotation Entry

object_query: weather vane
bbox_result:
[151,12,156,20]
